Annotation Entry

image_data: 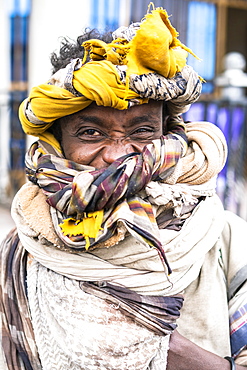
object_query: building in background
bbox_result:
[0,0,30,203]
[1,0,247,217]
[0,0,129,203]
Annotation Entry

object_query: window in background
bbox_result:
[8,0,31,194]
[186,1,217,93]
[129,0,217,94]
[90,0,120,31]
[130,0,188,42]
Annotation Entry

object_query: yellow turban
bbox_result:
[19,5,199,151]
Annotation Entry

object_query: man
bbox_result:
[1,5,247,369]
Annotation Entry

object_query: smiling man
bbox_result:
[1,5,247,370]
[56,100,164,168]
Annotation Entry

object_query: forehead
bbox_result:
[63,100,163,125]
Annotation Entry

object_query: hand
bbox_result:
[167,330,245,370]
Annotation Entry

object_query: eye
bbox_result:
[76,128,105,140]
[130,126,156,140]
[133,127,153,133]
[81,129,102,136]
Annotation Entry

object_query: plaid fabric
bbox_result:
[25,122,187,273]
[230,303,247,357]
[0,229,42,370]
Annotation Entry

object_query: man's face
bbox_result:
[59,100,164,169]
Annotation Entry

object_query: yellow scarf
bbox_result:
[19,6,197,150]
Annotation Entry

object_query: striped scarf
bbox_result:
[25,121,187,273]
[0,230,42,370]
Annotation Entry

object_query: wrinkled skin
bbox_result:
[59,100,164,169]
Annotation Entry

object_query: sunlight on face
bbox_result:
[58,100,165,169]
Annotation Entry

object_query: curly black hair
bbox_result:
[50,28,113,74]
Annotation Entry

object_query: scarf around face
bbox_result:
[0,120,227,369]
[25,120,188,273]
[24,119,227,275]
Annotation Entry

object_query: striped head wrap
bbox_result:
[19,5,202,151]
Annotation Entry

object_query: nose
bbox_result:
[101,140,136,165]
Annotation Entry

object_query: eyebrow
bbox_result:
[74,114,159,129]
[76,115,103,125]
[128,115,158,125]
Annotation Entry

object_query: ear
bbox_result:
[162,103,169,134]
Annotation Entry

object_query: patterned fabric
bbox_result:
[81,281,183,335]
[129,65,201,116]
[25,121,188,273]
[226,212,247,359]
[227,221,247,359]
[26,259,171,370]
[230,303,247,357]
[0,229,41,370]
[24,120,227,262]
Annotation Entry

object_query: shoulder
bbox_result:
[218,210,247,292]
[221,210,247,246]
[0,227,19,251]
[225,210,247,227]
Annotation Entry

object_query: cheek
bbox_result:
[61,137,162,168]
[62,140,104,167]
[63,144,93,165]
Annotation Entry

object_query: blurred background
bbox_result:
[1,0,247,239]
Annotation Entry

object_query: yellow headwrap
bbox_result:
[19,5,199,151]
